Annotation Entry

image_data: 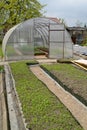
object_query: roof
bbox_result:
[67,27,87,31]
[47,17,60,23]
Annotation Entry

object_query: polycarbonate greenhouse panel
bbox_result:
[49,42,63,58]
[4,21,34,60]
[64,30,73,58]
[50,24,64,30]
[49,23,73,59]
[2,17,73,61]
[50,31,64,42]
[64,42,73,58]
[49,24,64,59]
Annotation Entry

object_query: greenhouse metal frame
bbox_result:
[2,17,73,61]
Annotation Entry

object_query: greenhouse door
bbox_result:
[49,24,65,59]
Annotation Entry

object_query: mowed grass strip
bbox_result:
[10,61,83,130]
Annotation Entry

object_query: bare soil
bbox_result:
[52,72,87,103]
[42,63,87,106]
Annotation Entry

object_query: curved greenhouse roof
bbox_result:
[2,17,73,61]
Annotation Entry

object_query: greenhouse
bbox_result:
[2,17,73,61]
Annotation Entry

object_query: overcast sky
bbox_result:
[39,0,87,26]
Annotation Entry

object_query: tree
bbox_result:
[59,18,67,27]
[0,0,45,32]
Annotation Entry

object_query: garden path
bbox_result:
[30,65,87,130]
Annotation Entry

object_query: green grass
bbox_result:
[0,44,3,58]
[0,66,4,72]
[10,61,83,130]
[34,47,45,55]
[34,47,48,55]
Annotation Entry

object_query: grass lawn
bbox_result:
[0,44,3,58]
[41,63,87,106]
[10,61,83,130]
[0,66,4,72]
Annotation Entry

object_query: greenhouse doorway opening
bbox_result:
[2,17,73,61]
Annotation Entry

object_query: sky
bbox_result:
[38,0,87,27]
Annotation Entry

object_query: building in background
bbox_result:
[67,27,87,44]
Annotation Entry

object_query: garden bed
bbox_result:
[34,47,49,56]
[10,61,83,130]
[41,63,87,106]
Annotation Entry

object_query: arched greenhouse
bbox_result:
[2,17,73,61]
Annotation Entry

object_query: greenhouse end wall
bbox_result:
[3,20,34,61]
[2,17,73,61]
[49,24,73,59]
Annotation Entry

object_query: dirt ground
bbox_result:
[50,68,87,106]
